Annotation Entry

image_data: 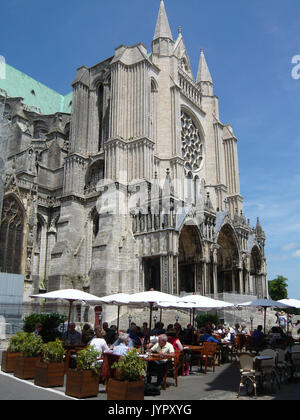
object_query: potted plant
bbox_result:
[34,339,66,387]
[1,331,26,373]
[14,333,43,380]
[65,346,101,398]
[107,349,147,400]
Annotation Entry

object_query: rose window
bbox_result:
[181,112,203,173]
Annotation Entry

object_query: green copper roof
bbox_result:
[0,63,72,115]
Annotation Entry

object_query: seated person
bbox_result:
[34,323,43,338]
[151,322,165,336]
[89,326,110,355]
[234,323,241,334]
[142,322,150,338]
[113,330,134,348]
[198,328,219,344]
[251,325,265,346]
[81,324,94,345]
[63,323,82,345]
[167,328,184,352]
[240,323,250,336]
[222,327,235,343]
[147,334,175,388]
[181,324,194,345]
[102,322,118,345]
[127,325,142,347]
[112,333,131,356]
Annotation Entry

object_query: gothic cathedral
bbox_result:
[0,1,268,310]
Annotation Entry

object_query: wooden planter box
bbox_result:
[65,369,99,399]
[34,361,65,387]
[1,351,22,373]
[14,356,40,380]
[107,378,144,400]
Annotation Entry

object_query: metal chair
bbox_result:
[257,349,280,393]
[237,352,260,398]
[275,348,289,383]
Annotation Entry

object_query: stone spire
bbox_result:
[196,48,213,84]
[196,49,213,96]
[153,0,173,41]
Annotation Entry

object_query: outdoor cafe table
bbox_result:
[139,353,174,388]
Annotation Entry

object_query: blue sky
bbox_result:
[1,0,300,297]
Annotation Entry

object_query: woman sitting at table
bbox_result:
[89,326,110,355]
[222,327,235,343]
[166,328,184,352]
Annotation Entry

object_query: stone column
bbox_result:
[238,268,244,295]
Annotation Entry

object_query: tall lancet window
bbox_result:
[0,195,25,274]
[98,84,104,151]
[150,78,158,141]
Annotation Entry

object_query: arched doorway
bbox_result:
[217,224,240,293]
[178,225,202,294]
[0,195,25,274]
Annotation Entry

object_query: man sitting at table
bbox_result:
[147,334,175,389]
[63,323,82,345]
[252,325,265,347]
[198,328,219,344]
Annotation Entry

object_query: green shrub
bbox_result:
[42,339,66,364]
[20,333,43,358]
[195,313,221,329]
[112,349,147,382]
[8,331,27,353]
[23,313,67,343]
[76,346,101,374]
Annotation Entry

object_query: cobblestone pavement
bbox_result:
[1,355,300,400]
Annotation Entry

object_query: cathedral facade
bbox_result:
[0,1,268,308]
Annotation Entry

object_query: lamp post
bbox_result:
[128,314,132,329]
[98,312,103,329]
[250,315,254,332]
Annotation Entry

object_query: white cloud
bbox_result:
[292,249,300,258]
[283,242,299,251]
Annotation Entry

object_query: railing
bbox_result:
[178,69,202,109]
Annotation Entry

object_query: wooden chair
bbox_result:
[199,342,217,374]
[163,351,183,390]
[101,353,121,392]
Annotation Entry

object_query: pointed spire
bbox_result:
[153,0,173,41]
[196,48,213,85]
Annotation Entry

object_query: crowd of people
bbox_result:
[32,311,297,388]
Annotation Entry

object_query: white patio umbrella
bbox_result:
[278,298,300,309]
[179,294,235,309]
[30,289,103,337]
[96,293,132,331]
[127,290,180,332]
[237,298,293,333]
[158,295,235,336]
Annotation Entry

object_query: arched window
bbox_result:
[98,84,104,151]
[150,79,158,141]
[0,196,25,273]
[186,171,193,204]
